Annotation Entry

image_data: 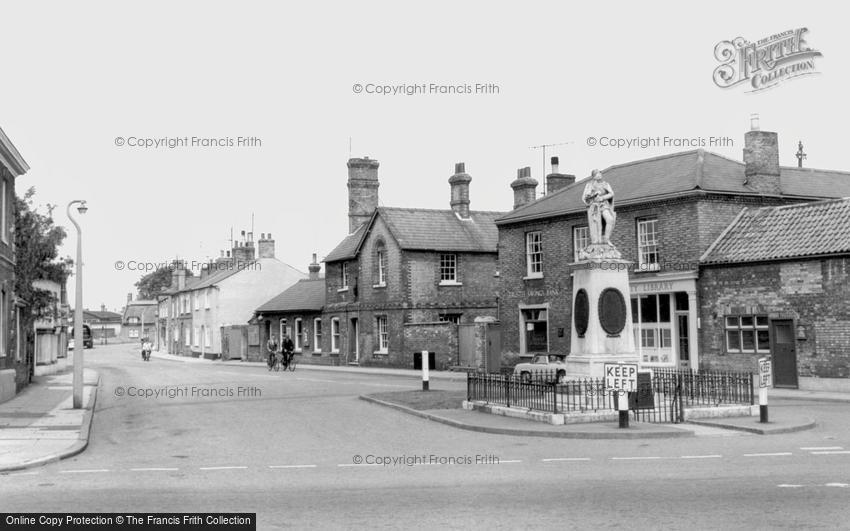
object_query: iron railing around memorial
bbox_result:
[466,368,754,424]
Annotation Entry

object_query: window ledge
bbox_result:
[438,281,462,286]
[373,351,389,355]
[523,274,544,280]
[337,287,349,293]
[372,283,387,289]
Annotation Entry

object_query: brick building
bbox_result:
[495,128,850,375]
[322,159,503,369]
[255,255,327,364]
[0,127,30,403]
[700,198,850,391]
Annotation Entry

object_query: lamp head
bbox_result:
[77,201,88,215]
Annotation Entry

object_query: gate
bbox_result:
[457,324,476,368]
[484,322,501,373]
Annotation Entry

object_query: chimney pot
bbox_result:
[511,167,539,209]
[308,252,321,280]
[257,232,276,258]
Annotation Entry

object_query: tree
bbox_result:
[14,187,73,329]
[134,260,193,300]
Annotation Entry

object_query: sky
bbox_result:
[0,1,846,312]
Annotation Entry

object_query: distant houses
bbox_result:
[157,232,306,360]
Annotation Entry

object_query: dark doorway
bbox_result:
[350,318,359,364]
[770,319,798,388]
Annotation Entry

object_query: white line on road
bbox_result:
[198,466,248,471]
[4,471,41,476]
[680,455,722,459]
[810,450,850,455]
[824,483,849,487]
[743,452,792,457]
[268,465,317,469]
[800,446,844,451]
[58,469,110,474]
[777,484,805,488]
[610,456,668,461]
[541,458,591,462]
[130,467,179,472]
[498,460,522,464]
[337,463,382,468]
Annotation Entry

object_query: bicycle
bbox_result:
[284,353,297,372]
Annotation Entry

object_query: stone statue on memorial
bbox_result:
[578,169,621,260]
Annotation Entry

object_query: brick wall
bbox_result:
[497,195,807,357]
[402,322,458,370]
[699,257,850,379]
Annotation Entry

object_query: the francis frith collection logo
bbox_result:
[713,28,822,92]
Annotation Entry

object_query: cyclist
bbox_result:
[280,333,295,370]
[266,334,279,371]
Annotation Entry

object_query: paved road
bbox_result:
[2,343,849,529]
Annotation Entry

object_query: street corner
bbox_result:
[688,415,817,435]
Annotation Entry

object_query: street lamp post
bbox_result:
[67,200,87,409]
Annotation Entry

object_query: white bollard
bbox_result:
[421,350,430,391]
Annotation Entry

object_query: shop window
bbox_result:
[521,307,548,353]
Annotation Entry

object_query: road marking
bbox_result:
[680,455,722,459]
[610,456,667,461]
[4,471,41,476]
[800,446,843,451]
[777,484,805,488]
[198,466,248,471]
[743,452,792,457]
[541,458,591,462]
[130,467,179,472]
[499,460,522,464]
[268,465,317,469]
[59,469,110,474]
[338,463,382,468]
[825,483,849,488]
[810,450,850,455]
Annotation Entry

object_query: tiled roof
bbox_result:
[324,223,369,262]
[84,310,122,322]
[701,197,850,264]
[256,279,325,313]
[379,207,502,252]
[324,207,503,263]
[497,150,850,224]
[122,302,157,324]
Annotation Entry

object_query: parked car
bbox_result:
[68,324,93,349]
[513,354,568,383]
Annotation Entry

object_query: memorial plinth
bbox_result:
[566,257,640,379]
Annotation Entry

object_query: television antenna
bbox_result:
[529,141,573,195]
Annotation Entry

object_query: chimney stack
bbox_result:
[171,262,187,290]
[127,293,132,303]
[347,157,380,233]
[101,304,106,312]
[743,123,781,194]
[449,162,472,219]
[545,156,576,194]
[511,167,538,209]
[308,253,321,280]
[258,232,276,259]
[232,229,256,262]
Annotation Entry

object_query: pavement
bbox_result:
[150,350,468,380]
[0,368,99,472]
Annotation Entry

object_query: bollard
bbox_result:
[421,350,430,391]
[759,385,768,423]
[618,390,629,428]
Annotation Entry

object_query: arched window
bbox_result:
[374,240,387,286]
